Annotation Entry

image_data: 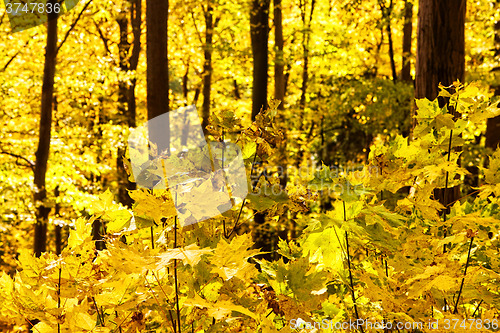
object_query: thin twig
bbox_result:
[144,270,173,327]
[344,201,364,333]
[0,151,35,170]
[57,265,61,333]
[174,214,181,333]
[91,296,104,326]
[224,142,260,238]
[443,129,453,253]
[1,40,30,72]
[56,0,93,54]
[453,236,474,314]
[472,299,483,317]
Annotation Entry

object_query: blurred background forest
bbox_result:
[0,2,500,330]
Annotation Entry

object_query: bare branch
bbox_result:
[93,19,112,56]
[1,40,30,72]
[56,0,93,54]
[0,151,35,171]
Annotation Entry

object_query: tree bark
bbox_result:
[116,0,141,208]
[34,1,58,257]
[299,0,315,110]
[250,0,271,120]
[415,0,465,220]
[202,0,214,135]
[486,2,500,150]
[401,0,413,82]
[147,0,170,153]
[415,0,465,103]
[385,0,397,82]
[274,0,284,107]
[250,0,271,259]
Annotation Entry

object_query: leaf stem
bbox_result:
[472,299,483,317]
[174,214,181,333]
[91,296,104,326]
[453,236,474,314]
[57,266,61,333]
[224,142,260,238]
[443,129,453,253]
[344,201,364,333]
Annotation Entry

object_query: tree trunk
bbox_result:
[117,0,141,208]
[202,0,214,135]
[146,0,170,153]
[385,0,397,82]
[299,0,315,111]
[250,0,271,120]
[274,0,292,240]
[415,0,465,103]
[486,2,500,150]
[274,0,284,106]
[250,0,271,259]
[401,0,413,82]
[34,2,58,257]
[415,0,465,232]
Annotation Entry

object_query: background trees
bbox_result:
[1,0,500,331]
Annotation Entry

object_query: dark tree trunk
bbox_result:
[385,0,397,82]
[202,0,214,135]
[250,0,271,120]
[486,3,500,150]
[147,0,170,153]
[415,0,465,230]
[299,0,315,110]
[34,2,58,257]
[233,79,241,99]
[274,0,292,240]
[54,186,61,255]
[274,0,284,106]
[401,0,413,82]
[117,0,141,208]
[415,0,465,103]
[250,0,271,259]
[128,0,141,129]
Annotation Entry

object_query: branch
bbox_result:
[453,236,474,314]
[56,0,94,54]
[1,40,30,72]
[93,19,112,56]
[0,151,35,171]
[344,201,365,333]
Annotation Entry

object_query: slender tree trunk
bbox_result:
[127,0,141,129]
[54,186,62,255]
[274,0,284,107]
[34,2,58,257]
[486,2,500,150]
[299,0,315,111]
[386,0,397,82]
[117,6,130,120]
[202,0,214,135]
[274,0,292,240]
[415,0,465,213]
[147,0,170,153]
[379,0,397,82]
[250,0,271,259]
[116,0,141,208]
[250,0,271,120]
[401,0,413,82]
